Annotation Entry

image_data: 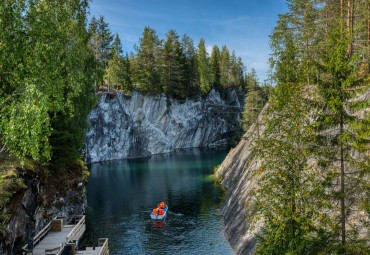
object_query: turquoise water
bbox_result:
[81,148,234,254]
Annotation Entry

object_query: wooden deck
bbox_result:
[76,238,109,255]
[32,225,74,255]
[22,215,108,255]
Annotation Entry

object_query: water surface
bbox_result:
[82,148,234,254]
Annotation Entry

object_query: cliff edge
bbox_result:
[84,88,244,163]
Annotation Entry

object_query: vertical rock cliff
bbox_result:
[215,105,268,255]
[216,92,369,254]
[84,88,244,163]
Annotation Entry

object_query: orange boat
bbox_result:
[150,202,168,220]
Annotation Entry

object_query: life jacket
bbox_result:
[158,209,164,215]
[153,208,158,215]
[160,202,165,209]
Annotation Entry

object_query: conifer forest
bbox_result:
[0,0,369,254]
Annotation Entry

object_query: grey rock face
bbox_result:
[216,105,268,255]
[84,89,243,163]
[1,172,86,255]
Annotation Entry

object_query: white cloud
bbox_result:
[206,45,213,55]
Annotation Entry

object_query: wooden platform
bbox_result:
[76,238,109,255]
[32,225,74,255]
[76,246,103,255]
[23,216,108,255]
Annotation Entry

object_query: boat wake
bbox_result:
[168,212,183,216]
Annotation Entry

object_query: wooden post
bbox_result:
[51,219,63,232]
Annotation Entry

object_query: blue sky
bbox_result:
[89,0,288,82]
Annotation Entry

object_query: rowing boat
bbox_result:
[150,205,168,220]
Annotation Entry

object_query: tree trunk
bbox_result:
[368,3,370,47]
[325,0,328,34]
[347,0,353,56]
[341,0,344,39]
[340,114,346,245]
[306,38,310,85]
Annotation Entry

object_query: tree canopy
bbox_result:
[0,0,97,166]
[87,20,248,99]
[252,0,369,253]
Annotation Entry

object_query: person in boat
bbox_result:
[158,208,163,215]
[160,202,165,209]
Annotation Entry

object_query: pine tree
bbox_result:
[220,45,231,87]
[135,26,162,94]
[105,55,132,92]
[237,57,246,90]
[88,15,113,87]
[88,16,99,60]
[314,27,369,251]
[197,38,211,95]
[252,13,337,252]
[180,34,199,97]
[210,45,221,90]
[241,69,262,132]
[230,50,240,86]
[160,30,185,99]
[253,82,334,254]
[111,33,123,58]
[97,16,113,69]
[259,1,370,253]
[104,33,125,91]
[286,0,318,85]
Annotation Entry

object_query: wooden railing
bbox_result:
[45,243,64,255]
[66,215,85,243]
[98,238,109,255]
[75,238,109,255]
[32,216,66,247]
[22,244,32,254]
[32,221,51,247]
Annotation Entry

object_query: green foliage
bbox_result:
[210,45,221,89]
[160,30,186,99]
[253,83,335,254]
[105,54,133,92]
[134,26,162,94]
[180,34,199,98]
[88,15,113,87]
[111,33,123,57]
[241,69,263,131]
[0,0,97,165]
[220,45,231,88]
[87,20,248,98]
[96,16,114,69]
[314,27,369,248]
[213,164,221,174]
[104,34,133,92]
[0,154,27,230]
[230,51,241,86]
[255,0,369,253]
[197,39,211,95]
